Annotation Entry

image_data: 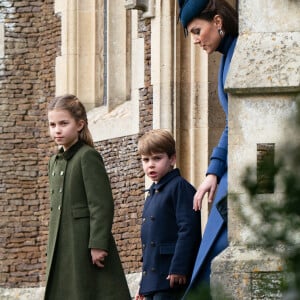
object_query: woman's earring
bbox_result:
[218,28,224,37]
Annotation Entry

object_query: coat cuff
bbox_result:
[206,147,227,182]
[89,238,110,252]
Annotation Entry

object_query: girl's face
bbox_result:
[48,109,84,151]
[141,152,176,183]
[187,15,223,54]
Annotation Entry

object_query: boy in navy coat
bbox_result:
[135,129,201,300]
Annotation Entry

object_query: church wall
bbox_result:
[0,0,60,290]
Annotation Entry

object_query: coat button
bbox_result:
[142,271,147,276]
[150,241,156,247]
[52,172,55,176]
[58,205,61,210]
[142,244,146,249]
[60,171,64,176]
[150,216,155,220]
[59,188,63,193]
[155,190,159,193]
[151,267,156,272]
[142,218,146,223]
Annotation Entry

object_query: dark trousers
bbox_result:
[145,289,184,300]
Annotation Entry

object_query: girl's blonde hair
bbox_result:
[138,129,176,157]
[48,94,94,148]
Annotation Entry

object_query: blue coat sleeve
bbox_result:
[206,136,227,181]
[206,38,237,182]
[206,61,228,182]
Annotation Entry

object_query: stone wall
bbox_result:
[0,0,60,288]
[211,0,300,298]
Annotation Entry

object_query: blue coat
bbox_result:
[183,36,237,299]
[139,169,202,296]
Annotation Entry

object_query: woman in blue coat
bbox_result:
[177,0,238,298]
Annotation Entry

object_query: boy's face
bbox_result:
[141,152,176,183]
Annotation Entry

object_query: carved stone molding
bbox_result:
[125,0,155,18]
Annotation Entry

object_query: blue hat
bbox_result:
[178,0,209,29]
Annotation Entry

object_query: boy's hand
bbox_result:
[167,274,187,288]
[91,248,108,268]
[134,290,145,300]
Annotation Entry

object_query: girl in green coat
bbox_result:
[45,94,131,300]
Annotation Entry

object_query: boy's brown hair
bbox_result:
[138,129,176,157]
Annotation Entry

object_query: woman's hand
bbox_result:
[193,174,218,211]
[167,274,187,288]
[91,248,108,268]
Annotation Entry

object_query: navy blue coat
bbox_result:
[182,36,237,299]
[139,169,201,295]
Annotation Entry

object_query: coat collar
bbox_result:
[56,140,84,161]
[216,34,235,55]
[146,168,181,195]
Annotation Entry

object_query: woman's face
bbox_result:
[187,15,223,54]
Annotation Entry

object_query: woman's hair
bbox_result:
[138,129,176,157]
[197,0,238,36]
[48,94,94,148]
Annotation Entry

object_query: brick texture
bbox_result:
[0,0,60,287]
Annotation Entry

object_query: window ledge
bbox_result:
[87,100,139,141]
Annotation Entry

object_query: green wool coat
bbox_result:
[44,141,131,300]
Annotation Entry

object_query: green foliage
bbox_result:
[185,282,232,300]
